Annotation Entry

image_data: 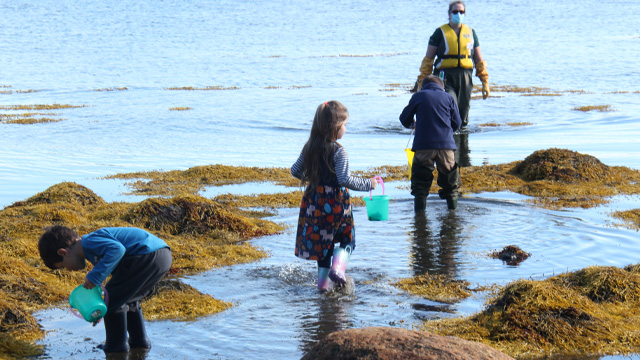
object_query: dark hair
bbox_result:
[423,75,444,89]
[300,100,349,187]
[448,1,465,13]
[38,225,79,269]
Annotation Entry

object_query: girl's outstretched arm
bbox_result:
[334,147,373,191]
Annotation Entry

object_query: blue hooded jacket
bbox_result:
[82,227,169,286]
[399,82,461,150]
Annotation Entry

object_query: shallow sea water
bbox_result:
[1,0,639,359]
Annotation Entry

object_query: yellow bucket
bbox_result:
[405,148,415,179]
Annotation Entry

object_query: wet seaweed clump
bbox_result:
[573,105,615,112]
[420,264,640,358]
[612,208,640,231]
[489,245,530,265]
[512,148,610,183]
[393,273,472,304]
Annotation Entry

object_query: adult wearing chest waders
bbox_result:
[410,1,489,129]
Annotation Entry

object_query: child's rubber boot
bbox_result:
[317,266,331,291]
[101,311,130,353]
[446,196,458,210]
[414,196,427,212]
[329,246,351,286]
[127,304,151,349]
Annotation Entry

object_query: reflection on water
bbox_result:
[410,212,463,277]
[297,282,355,355]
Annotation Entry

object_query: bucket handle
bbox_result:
[69,284,109,323]
[369,176,385,200]
[405,127,414,149]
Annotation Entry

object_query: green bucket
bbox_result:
[69,285,108,323]
[363,176,390,221]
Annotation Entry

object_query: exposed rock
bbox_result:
[301,326,514,360]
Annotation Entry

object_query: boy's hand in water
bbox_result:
[83,276,96,289]
[370,177,378,189]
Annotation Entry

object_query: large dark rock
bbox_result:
[301,327,513,360]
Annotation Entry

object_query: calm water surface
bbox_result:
[1,0,639,359]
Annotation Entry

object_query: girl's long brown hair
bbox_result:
[300,100,348,187]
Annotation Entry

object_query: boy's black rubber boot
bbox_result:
[446,196,458,210]
[101,312,130,353]
[127,305,151,349]
[414,196,427,212]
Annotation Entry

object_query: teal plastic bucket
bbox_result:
[69,285,108,323]
[363,176,390,221]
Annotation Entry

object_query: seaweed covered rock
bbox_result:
[421,264,640,357]
[512,148,611,183]
[124,195,282,238]
[9,182,105,207]
[302,327,514,360]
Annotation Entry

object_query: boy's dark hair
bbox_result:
[423,75,444,89]
[38,225,79,269]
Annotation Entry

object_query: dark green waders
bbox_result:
[437,163,461,210]
[436,68,473,128]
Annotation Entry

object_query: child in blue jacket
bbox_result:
[38,225,171,353]
[400,75,462,211]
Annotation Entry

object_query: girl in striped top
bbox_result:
[291,100,378,291]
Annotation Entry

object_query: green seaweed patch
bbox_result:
[142,279,232,321]
[420,265,640,358]
[0,104,88,110]
[165,86,240,91]
[489,245,530,265]
[612,209,640,231]
[478,122,533,128]
[169,107,192,111]
[0,182,283,357]
[213,191,303,209]
[2,117,65,125]
[573,105,615,112]
[0,333,44,360]
[93,87,128,91]
[105,164,297,197]
[393,273,472,304]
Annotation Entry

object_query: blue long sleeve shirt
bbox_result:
[81,227,170,286]
[399,82,462,150]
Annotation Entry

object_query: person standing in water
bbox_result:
[291,100,377,291]
[410,0,489,129]
[401,75,462,211]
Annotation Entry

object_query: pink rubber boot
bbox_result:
[329,246,351,286]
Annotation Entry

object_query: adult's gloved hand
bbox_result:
[475,61,490,99]
[410,57,435,93]
[481,81,490,99]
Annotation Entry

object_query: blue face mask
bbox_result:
[451,13,464,24]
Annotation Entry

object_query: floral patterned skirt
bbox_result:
[295,185,354,262]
